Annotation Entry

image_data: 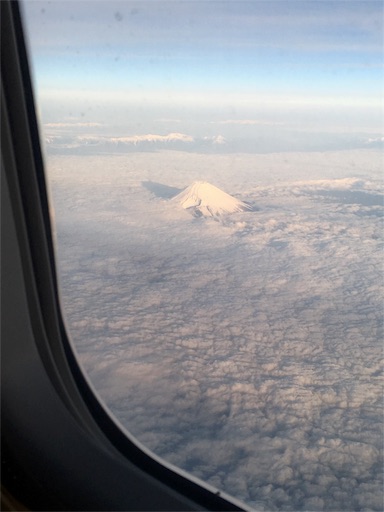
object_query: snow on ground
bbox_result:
[47,150,383,511]
[173,181,252,217]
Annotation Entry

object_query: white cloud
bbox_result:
[49,149,383,511]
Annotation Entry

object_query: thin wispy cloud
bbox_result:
[212,120,286,126]
[23,0,382,106]
[23,1,382,52]
[45,122,103,128]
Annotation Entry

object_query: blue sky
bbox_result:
[22,1,383,141]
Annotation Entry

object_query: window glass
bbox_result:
[22,1,383,510]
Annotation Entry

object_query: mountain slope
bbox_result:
[173,181,252,218]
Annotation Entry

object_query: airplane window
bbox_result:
[21,1,383,510]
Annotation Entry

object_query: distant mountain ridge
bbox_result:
[44,132,225,154]
[173,181,252,218]
[43,130,380,154]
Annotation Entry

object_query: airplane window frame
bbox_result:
[1,1,248,510]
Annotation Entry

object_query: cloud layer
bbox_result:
[49,149,383,511]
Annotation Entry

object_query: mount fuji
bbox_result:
[173,181,252,218]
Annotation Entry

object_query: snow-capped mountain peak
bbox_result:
[173,181,252,218]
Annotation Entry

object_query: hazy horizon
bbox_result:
[22,0,383,152]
